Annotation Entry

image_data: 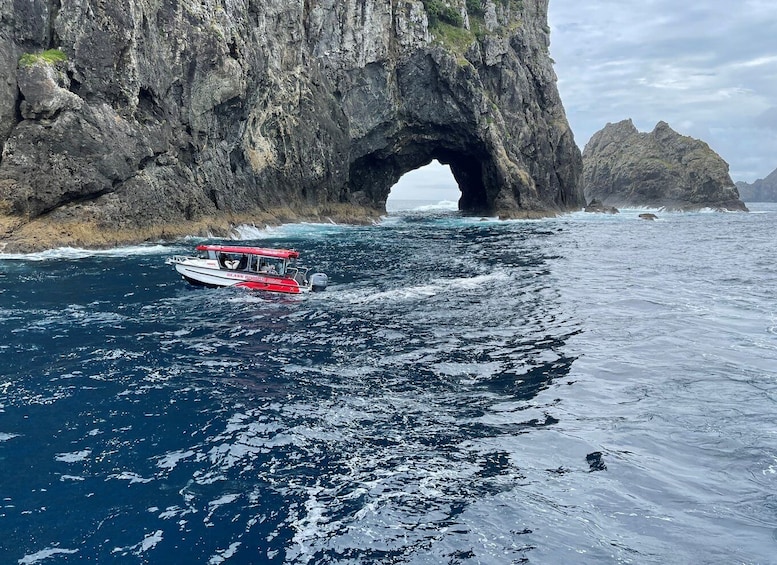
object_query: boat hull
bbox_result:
[172,261,306,294]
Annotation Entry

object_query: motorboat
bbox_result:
[166,244,328,294]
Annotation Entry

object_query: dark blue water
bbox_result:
[1,204,776,564]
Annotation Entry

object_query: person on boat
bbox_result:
[219,253,241,269]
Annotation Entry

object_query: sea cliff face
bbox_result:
[0,0,582,251]
[582,119,747,212]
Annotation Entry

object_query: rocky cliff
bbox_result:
[582,119,747,211]
[736,167,777,202]
[0,0,582,251]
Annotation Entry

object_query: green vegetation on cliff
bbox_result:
[431,22,476,55]
[423,1,525,54]
[423,0,464,27]
[19,49,67,67]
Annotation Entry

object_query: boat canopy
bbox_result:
[195,244,300,260]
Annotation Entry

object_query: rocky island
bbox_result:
[582,119,747,212]
[736,167,777,202]
[0,0,583,252]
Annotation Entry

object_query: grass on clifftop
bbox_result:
[19,49,68,68]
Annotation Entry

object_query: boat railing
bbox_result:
[286,266,309,285]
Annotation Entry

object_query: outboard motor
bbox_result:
[309,273,328,292]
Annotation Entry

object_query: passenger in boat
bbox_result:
[219,253,240,269]
[237,254,248,270]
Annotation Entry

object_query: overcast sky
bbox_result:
[547,0,777,183]
[391,1,777,200]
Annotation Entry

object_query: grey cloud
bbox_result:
[549,0,777,181]
[754,107,777,130]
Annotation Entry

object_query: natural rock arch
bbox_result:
[348,137,491,214]
[337,36,582,217]
[0,0,583,251]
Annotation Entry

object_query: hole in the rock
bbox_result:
[386,160,461,212]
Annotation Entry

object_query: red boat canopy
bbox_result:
[196,244,300,260]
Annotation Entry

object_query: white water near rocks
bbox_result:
[1,204,775,564]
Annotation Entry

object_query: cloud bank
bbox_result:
[548,0,777,182]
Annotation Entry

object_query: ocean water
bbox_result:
[1,203,776,564]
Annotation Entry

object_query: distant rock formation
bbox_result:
[736,167,777,201]
[582,119,747,212]
[0,0,583,252]
[583,199,618,214]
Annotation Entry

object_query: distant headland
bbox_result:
[736,168,777,202]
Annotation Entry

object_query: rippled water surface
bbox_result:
[1,204,776,564]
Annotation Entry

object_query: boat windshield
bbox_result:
[253,256,286,275]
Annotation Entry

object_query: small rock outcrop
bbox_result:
[582,120,747,212]
[583,198,618,214]
[0,0,583,251]
[736,167,777,202]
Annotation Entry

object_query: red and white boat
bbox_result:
[166,244,328,294]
